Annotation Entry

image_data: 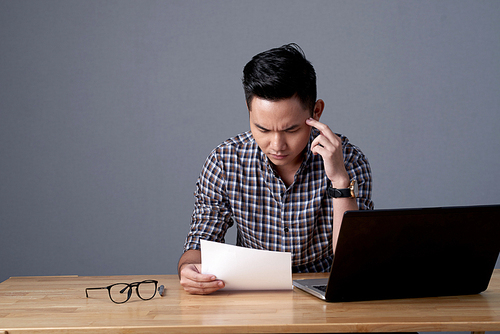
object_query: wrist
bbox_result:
[329,175,350,189]
[177,249,202,278]
[328,179,359,199]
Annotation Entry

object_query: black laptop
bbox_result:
[293,204,500,302]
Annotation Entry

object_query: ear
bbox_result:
[312,99,325,121]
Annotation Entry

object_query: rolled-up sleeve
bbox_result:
[183,150,234,252]
[343,140,374,210]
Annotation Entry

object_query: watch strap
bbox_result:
[327,186,351,198]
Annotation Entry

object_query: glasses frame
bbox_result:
[85,279,160,304]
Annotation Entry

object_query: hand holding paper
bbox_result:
[201,240,292,290]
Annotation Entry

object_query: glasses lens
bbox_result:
[137,281,157,300]
[109,284,131,303]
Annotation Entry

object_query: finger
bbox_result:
[305,118,328,132]
[310,141,329,156]
[182,279,225,295]
[306,118,339,144]
[311,134,344,163]
[311,141,336,162]
[188,270,214,282]
[182,265,218,284]
[179,264,226,294]
[310,133,340,155]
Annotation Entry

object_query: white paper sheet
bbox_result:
[200,240,292,290]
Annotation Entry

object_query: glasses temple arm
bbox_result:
[85,286,109,298]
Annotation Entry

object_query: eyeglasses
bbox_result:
[85,280,165,304]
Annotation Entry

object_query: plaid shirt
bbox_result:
[184,128,373,273]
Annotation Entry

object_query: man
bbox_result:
[178,44,373,295]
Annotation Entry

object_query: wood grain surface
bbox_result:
[0,271,499,333]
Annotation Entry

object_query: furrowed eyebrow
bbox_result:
[284,124,300,131]
[254,123,300,132]
[254,123,270,132]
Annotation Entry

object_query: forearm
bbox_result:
[332,197,358,251]
[177,249,201,278]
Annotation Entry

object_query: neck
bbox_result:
[271,154,304,188]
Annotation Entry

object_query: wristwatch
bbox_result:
[327,179,358,198]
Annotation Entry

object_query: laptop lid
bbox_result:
[294,204,500,302]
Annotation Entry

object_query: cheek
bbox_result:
[252,132,269,148]
[290,130,311,150]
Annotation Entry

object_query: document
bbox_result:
[200,240,292,290]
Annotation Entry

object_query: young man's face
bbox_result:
[249,96,322,171]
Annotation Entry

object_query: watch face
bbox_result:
[351,180,359,198]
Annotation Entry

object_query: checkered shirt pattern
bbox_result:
[184,128,373,273]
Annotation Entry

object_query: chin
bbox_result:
[268,157,289,166]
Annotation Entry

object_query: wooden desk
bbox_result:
[0,270,499,333]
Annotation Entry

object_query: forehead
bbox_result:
[249,96,309,128]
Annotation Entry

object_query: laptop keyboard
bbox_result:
[313,284,327,292]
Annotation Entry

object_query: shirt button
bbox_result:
[284,227,289,233]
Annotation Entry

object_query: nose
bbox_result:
[270,132,287,152]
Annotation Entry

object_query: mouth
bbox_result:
[269,153,288,160]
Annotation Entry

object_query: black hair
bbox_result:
[242,43,317,113]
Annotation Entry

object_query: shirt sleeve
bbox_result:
[183,149,234,252]
[343,141,374,210]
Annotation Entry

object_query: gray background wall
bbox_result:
[1,0,500,287]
